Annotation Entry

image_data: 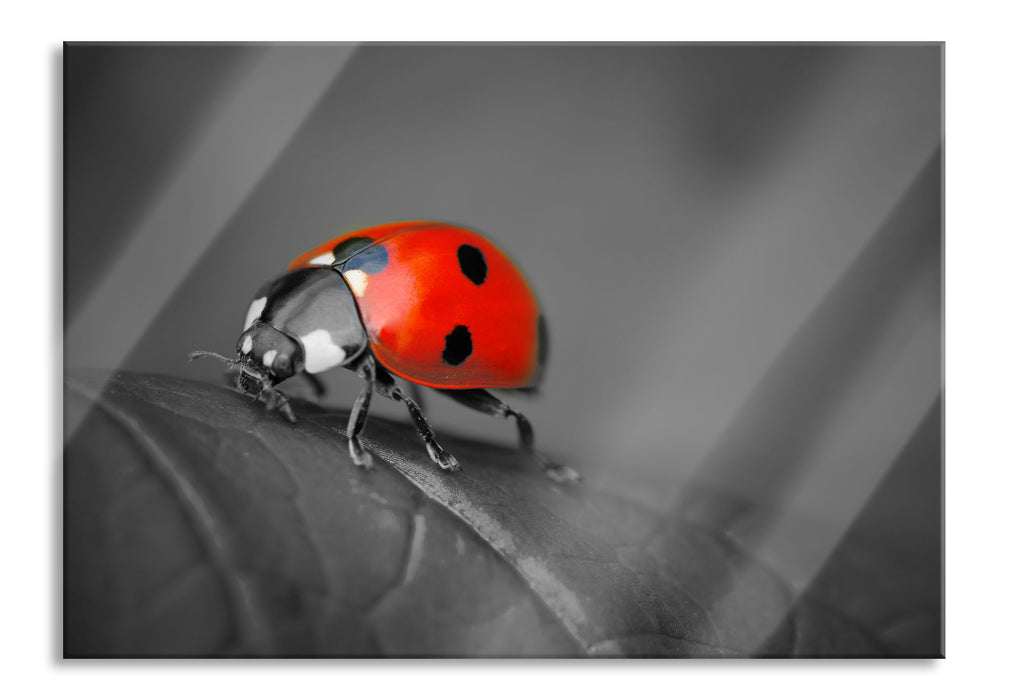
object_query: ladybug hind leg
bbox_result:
[440,389,580,483]
[373,364,460,472]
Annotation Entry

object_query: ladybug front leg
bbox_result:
[440,389,580,483]
[373,365,460,472]
[260,383,297,423]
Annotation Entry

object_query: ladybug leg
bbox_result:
[261,383,297,423]
[346,355,376,469]
[440,389,580,483]
[407,383,426,413]
[303,372,327,399]
[373,365,459,472]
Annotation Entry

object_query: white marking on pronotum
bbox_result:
[310,251,336,266]
[299,328,347,373]
[241,335,253,355]
[343,269,369,296]
[244,297,267,331]
[262,349,278,368]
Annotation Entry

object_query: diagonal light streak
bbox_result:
[702,151,942,654]
[600,47,941,482]
[65,44,358,439]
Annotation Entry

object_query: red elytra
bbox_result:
[288,221,546,390]
[190,220,578,481]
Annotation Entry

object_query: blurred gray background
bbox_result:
[65,44,941,578]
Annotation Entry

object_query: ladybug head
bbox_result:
[189,322,303,398]
[235,321,305,385]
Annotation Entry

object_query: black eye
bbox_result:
[274,355,290,372]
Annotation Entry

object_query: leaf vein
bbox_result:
[66,377,279,656]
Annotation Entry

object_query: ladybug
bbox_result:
[191,221,579,482]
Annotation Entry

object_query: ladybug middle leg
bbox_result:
[439,389,581,483]
[407,383,426,413]
[345,354,376,469]
[372,363,460,472]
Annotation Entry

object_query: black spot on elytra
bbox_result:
[332,236,373,263]
[442,324,473,366]
[343,243,388,274]
[537,315,549,367]
[457,244,487,285]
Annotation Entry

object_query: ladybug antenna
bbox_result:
[189,350,239,368]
